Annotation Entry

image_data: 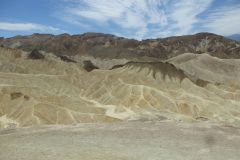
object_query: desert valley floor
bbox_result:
[1,122,240,160]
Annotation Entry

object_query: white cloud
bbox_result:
[203,5,240,35]
[57,0,222,39]
[169,0,213,35]
[59,15,92,28]
[0,22,65,33]
[60,0,169,39]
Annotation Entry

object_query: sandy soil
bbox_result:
[0,121,240,160]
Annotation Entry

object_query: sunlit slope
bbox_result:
[0,47,240,128]
[168,53,240,87]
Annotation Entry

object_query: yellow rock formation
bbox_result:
[0,47,240,128]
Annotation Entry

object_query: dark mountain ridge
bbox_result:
[1,32,240,59]
[227,34,240,41]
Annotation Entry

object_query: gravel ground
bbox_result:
[0,121,240,160]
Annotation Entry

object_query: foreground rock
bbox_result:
[0,122,240,160]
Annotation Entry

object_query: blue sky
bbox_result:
[0,0,240,39]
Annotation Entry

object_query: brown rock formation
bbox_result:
[1,32,239,60]
[28,49,44,60]
[83,60,99,72]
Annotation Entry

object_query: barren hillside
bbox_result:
[1,32,240,60]
[0,46,240,128]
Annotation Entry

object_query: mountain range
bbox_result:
[227,34,240,41]
[1,32,240,61]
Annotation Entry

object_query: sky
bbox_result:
[0,0,240,39]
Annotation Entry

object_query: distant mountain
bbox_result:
[227,34,240,41]
[1,32,240,59]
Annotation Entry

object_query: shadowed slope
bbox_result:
[111,61,209,87]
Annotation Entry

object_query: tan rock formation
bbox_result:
[0,47,240,128]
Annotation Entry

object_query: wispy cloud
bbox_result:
[56,0,240,39]
[1,0,239,39]
[0,22,65,33]
[58,0,169,39]
[57,0,215,39]
[169,0,213,35]
[203,5,240,35]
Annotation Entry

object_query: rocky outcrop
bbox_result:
[59,55,76,63]
[83,60,99,72]
[10,92,23,100]
[28,49,44,60]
